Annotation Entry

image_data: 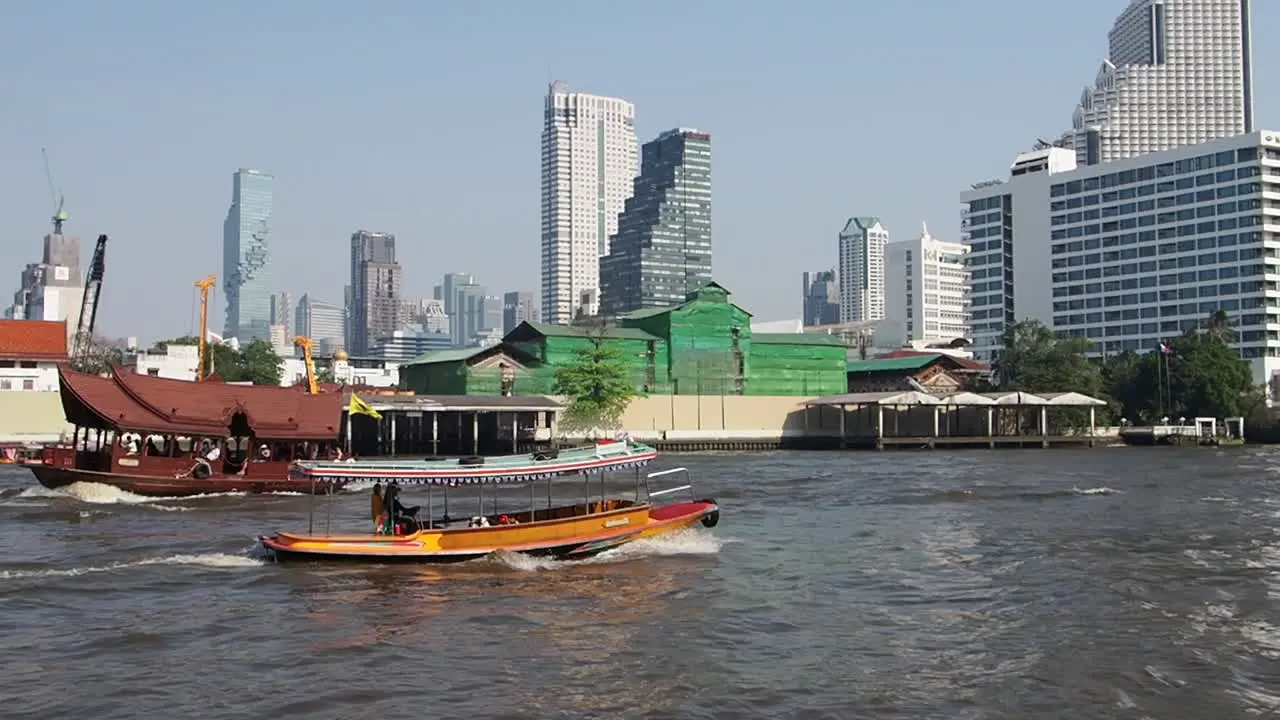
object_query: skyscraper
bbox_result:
[1069,0,1254,166]
[269,291,292,336]
[295,294,345,355]
[801,270,840,327]
[885,224,970,345]
[454,283,486,346]
[837,217,888,324]
[541,83,638,324]
[599,128,712,316]
[222,168,274,341]
[502,291,539,334]
[439,273,474,344]
[348,230,401,355]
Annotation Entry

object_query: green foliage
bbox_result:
[1102,310,1253,422]
[994,320,1103,395]
[316,364,336,384]
[553,331,639,433]
[157,336,282,386]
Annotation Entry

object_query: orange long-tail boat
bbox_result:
[259,440,721,563]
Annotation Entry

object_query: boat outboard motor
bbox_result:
[698,498,720,528]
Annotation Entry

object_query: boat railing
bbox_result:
[644,467,697,505]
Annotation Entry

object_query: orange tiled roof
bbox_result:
[0,319,68,361]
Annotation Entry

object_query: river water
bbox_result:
[2,448,1279,719]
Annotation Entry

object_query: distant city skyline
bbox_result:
[3,2,1279,342]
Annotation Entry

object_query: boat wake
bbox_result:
[0,553,264,581]
[2,482,304,511]
[491,529,726,572]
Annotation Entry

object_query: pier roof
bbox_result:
[58,367,343,439]
[805,390,1107,408]
[346,393,562,413]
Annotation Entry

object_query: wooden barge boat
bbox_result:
[29,366,347,496]
[260,440,720,563]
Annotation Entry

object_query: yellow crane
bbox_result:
[194,275,216,381]
[294,336,319,394]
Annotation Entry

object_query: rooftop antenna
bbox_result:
[41,147,68,234]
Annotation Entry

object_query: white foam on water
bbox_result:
[1072,486,1121,496]
[16,482,305,510]
[0,553,264,580]
[492,528,726,572]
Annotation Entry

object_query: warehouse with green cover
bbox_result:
[401,281,847,397]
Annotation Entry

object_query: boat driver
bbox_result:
[176,440,222,479]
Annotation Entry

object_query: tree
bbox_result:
[994,320,1104,396]
[239,339,283,386]
[553,331,638,434]
[154,336,282,385]
[1102,310,1254,422]
[71,336,126,375]
[316,364,336,384]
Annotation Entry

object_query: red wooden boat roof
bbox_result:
[58,366,343,440]
[0,319,68,362]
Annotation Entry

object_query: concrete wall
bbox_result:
[610,395,842,435]
[0,391,72,443]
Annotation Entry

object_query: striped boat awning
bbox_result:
[296,456,655,487]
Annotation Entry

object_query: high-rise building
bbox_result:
[439,272,473,341]
[502,291,539,334]
[269,291,292,336]
[348,230,401,355]
[885,224,971,345]
[541,83,639,324]
[294,294,345,355]
[599,128,713,316]
[837,217,889,324]
[481,296,502,334]
[1046,130,1280,384]
[802,270,840,327]
[454,283,486,346]
[960,147,1078,361]
[1069,0,1254,166]
[222,169,274,341]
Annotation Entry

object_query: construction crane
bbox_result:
[71,234,108,370]
[42,147,69,234]
[194,275,216,381]
[294,336,319,394]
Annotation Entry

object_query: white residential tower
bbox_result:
[885,224,971,345]
[540,83,638,324]
[837,217,888,324]
[1070,0,1254,166]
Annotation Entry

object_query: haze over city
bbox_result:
[3,0,1279,342]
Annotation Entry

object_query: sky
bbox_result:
[2,0,1277,343]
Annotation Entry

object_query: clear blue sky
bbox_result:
[2,1,1276,342]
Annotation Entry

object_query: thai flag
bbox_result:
[1159,342,1172,355]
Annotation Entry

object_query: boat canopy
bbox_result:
[291,442,657,486]
[57,366,343,440]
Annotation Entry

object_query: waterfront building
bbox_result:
[222,169,274,342]
[802,270,840,327]
[1047,130,1280,385]
[349,230,401,355]
[1069,0,1254,166]
[885,224,970,345]
[402,281,847,397]
[837,217,888,324]
[541,83,638,323]
[599,128,713,316]
[960,148,1079,361]
[502,291,539,335]
[0,319,67,392]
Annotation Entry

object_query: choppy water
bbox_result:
[3,447,1280,718]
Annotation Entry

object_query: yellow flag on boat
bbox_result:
[348,393,382,420]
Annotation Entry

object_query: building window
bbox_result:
[22,379,33,391]
[0,380,9,390]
